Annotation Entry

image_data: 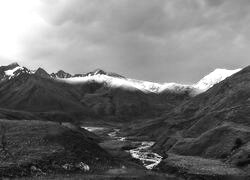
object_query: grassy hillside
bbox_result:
[0,119,117,178]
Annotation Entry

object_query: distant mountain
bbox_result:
[59,70,241,95]
[0,62,248,178]
[51,70,72,78]
[0,63,240,95]
[0,62,31,80]
[0,72,88,112]
[53,68,242,95]
[35,67,51,78]
[84,69,126,78]
[0,62,242,122]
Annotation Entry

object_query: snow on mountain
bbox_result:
[57,74,155,93]
[5,66,24,77]
[0,63,242,95]
[0,63,31,80]
[57,73,191,93]
[127,79,191,93]
[58,68,241,94]
[193,68,242,93]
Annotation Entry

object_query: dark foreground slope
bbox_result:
[0,119,116,177]
[0,120,184,179]
[0,119,184,180]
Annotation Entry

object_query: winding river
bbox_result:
[82,126,162,170]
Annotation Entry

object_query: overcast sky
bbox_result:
[0,0,249,83]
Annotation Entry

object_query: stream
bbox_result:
[82,126,162,170]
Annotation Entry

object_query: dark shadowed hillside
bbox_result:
[0,73,89,113]
[81,85,191,120]
[129,66,250,178]
[0,119,115,177]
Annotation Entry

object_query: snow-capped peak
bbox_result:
[0,63,242,95]
[0,63,30,80]
[5,66,24,77]
[57,74,154,92]
[194,68,242,92]
[58,68,242,95]
[57,73,191,93]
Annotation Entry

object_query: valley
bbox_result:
[0,63,249,179]
[81,126,163,170]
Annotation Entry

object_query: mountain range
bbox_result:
[0,62,241,93]
[0,62,241,123]
[1,62,250,178]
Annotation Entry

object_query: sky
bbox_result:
[0,0,249,83]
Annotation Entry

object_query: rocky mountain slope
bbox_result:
[0,62,241,123]
[0,62,248,179]
[126,66,250,177]
[0,63,182,121]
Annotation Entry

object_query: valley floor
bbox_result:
[0,119,249,180]
[80,124,250,180]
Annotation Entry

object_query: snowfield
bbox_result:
[194,68,242,93]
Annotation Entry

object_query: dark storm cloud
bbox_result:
[20,0,250,83]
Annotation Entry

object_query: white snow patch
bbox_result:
[194,68,242,93]
[5,66,24,77]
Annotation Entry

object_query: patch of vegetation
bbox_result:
[0,119,118,178]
